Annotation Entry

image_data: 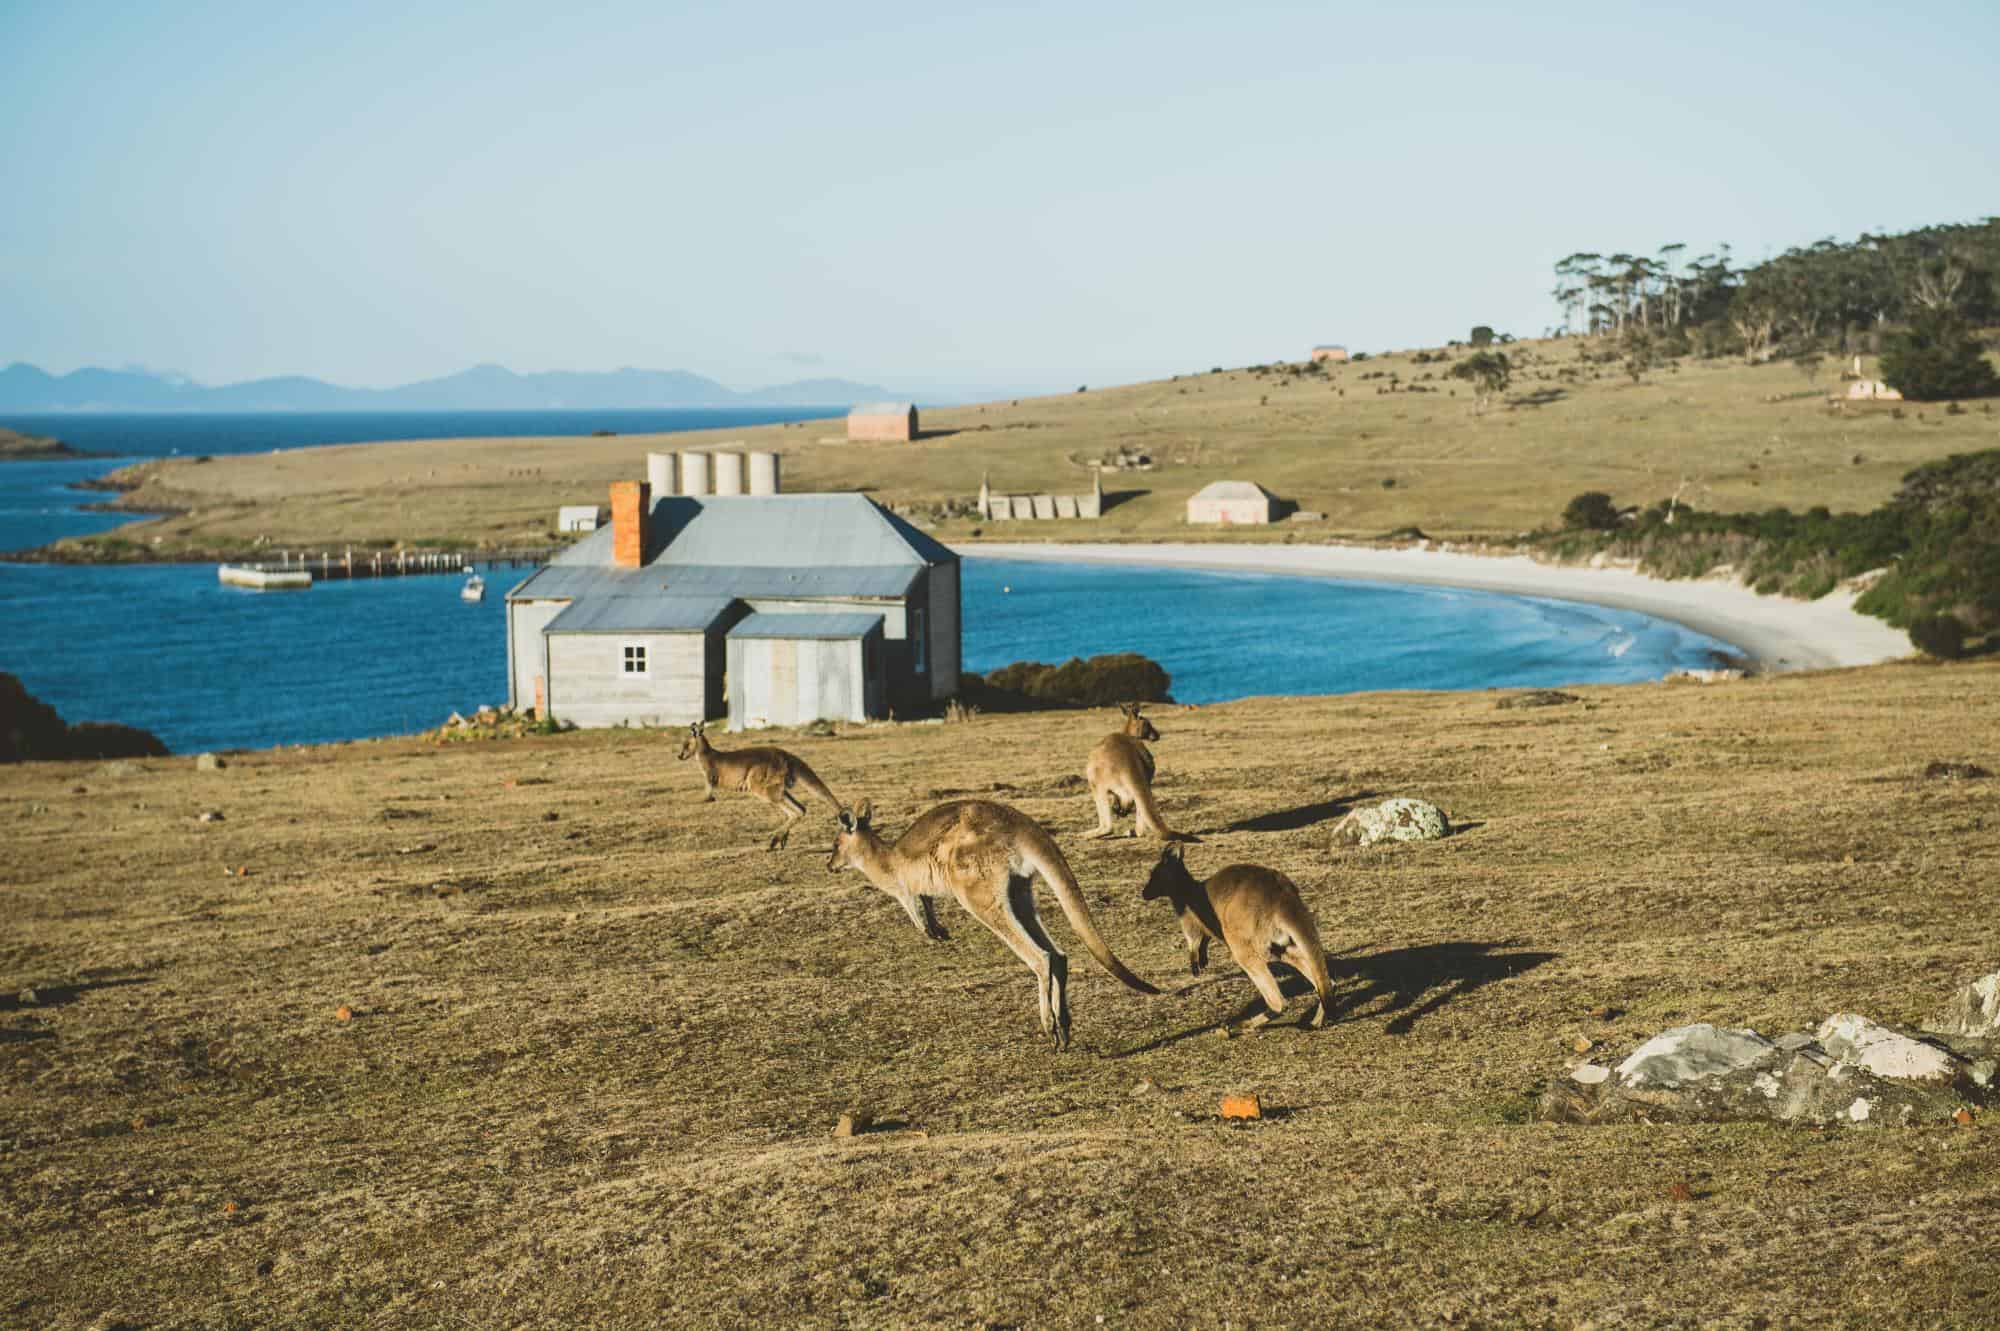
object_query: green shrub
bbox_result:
[979,653,1172,709]
[1470,325,1495,347]
[1909,613,1967,659]
[1,672,169,761]
[1881,313,2000,402]
[1563,491,1622,531]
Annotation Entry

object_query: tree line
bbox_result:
[1549,219,2000,398]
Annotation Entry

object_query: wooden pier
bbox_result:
[218,546,560,588]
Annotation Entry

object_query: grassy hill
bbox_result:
[57,339,2000,561]
[4,662,1997,1326]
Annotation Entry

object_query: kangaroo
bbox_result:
[1141,844,1332,1030]
[676,721,839,850]
[826,798,1161,1050]
[1085,702,1193,841]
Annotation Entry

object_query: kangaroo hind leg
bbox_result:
[964,874,1067,1050]
[1230,940,1288,1031]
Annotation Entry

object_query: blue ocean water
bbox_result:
[0,411,1738,752]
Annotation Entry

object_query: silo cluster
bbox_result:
[664,449,782,496]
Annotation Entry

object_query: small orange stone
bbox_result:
[223,1201,239,1215]
[335,1005,354,1022]
[1955,1108,1976,1127]
[1220,1093,1262,1120]
[1666,1181,1695,1203]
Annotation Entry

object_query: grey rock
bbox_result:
[1543,1018,1989,1129]
[197,810,224,823]
[1330,798,1449,848]
[1616,1024,1778,1089]
[1775,1031,1819,1052]
[195,752,226,771]
[1927,969,2000,1039]
[1816,1013,1960,1085]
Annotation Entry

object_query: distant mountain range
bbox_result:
[0,362,897,413]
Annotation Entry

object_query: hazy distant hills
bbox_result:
[0,362,896,412]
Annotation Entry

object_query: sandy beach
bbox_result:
[963,541,1914,672]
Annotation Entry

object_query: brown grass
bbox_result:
[61,343,2000,560]
[5,660,1998,1327]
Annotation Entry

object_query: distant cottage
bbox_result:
[1310,345,1349,363]
[1187,480,1281,525]
[506,481,959,729]
[848,402,919,442]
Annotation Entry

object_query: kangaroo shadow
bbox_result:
[1326,940,1557,1035]
[1211,790,1383,835]
[0,975,154,1014]
[1506,388,1568,408]
[1109,939,1555,1056]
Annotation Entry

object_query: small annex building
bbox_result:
[557,505,601,533]
[1310,345,1349,363]
[506,481,959,729]
[848,402,919,442]
[1187,480,1281,525]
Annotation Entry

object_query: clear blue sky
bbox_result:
[4,0,1996,397]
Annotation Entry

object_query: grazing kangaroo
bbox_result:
[1142,844,1332,1030]
[1086,702,1193,841]
[676,721,839,850]
[826,798,1161,1049]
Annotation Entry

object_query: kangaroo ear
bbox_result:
[855,797,873,828]
[1165,842,1186,861]
[837,808,856,832]
[1120,701,1137,716]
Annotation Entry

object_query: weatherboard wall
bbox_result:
[545,630,710,728]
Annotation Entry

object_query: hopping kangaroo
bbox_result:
[827,798,1161,1049]
[677,721,839,850]
[1142,844,1333,1029]
[1085,702,1193,841]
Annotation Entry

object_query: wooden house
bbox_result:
[506,481,958,729]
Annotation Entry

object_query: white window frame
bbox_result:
[622,643,648,675]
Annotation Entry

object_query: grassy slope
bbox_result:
[4,662,1998,1327]
[0,426,76,460]
[62,342,2000,560]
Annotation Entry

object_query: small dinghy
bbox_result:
[461,573,486,603]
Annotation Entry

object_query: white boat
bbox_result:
[461,574,486,603]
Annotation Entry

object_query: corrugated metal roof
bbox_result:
[729,611,884,641]
[1189,480,1278,503]
[508,492,952,606]
[654,564,918,597]
[506,564,651,600]
[544,596,736,634]
[848,402,915,417]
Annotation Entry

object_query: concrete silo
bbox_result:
[713,451,745,496]
[748,450,781,495]
[646,451,676,499]
[678,451,711,496]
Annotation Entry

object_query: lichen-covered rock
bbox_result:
[1816,1013,1962,1084]
[1541,1019,1990,1129]
[1928,970,2000,1039]
[1330,798,1449,848]
[1616,1024,1778,1089]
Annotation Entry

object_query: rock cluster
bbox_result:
[1330,797,1450,847]
[422,704,570,743]
[1541,970,2000,1129]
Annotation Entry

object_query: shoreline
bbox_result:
[960,540,1913,673]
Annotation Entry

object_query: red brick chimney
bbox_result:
[610,480,649,568]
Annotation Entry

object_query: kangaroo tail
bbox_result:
[1132,782,1199,844]
[1023,836,1161,996]
[787,758,840,809]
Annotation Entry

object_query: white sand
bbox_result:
[961,542,1913,673]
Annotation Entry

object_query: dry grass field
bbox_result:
[5,660,1998,1328]
[59,341,2000,561]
